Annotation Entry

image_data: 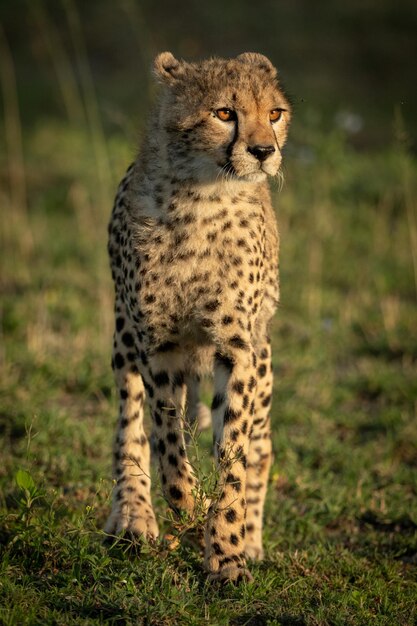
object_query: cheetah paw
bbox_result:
[196,402,211,431]
[244,544,264,561]
[104,507,159,543]
[208,565,254,585]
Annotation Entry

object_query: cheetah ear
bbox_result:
[153,52,189,85]
[236,52,277,78]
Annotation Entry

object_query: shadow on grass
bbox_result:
[231,614,306,626]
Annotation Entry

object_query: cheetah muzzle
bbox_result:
[105,51,291,584]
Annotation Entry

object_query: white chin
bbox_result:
[261,165,279,177]
[243,171,267,182]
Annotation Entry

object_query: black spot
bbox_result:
[213,542,224,555]
[182,213,197,224]
[121,332,134,348]
[225,508,237,523]
[222,220,232,231]
[174,231,189,245]
[260,348,269,359]
[242,396,249,410]
[179,250,198,262]
[230,429,239,441]
[240,524,246,538]
[140,350,148,365]
[158,439,166,455]
[258,364,267,377]
[172,370,185,388]
[154,371,169,387]
[262,394,272,407]
[226,473,241,491]
[232,380,244,394]
[154,411,162,427]
[205,299,220,312]
[156,341,178,353]
[222,315,234,325]
[248,376,256,392]
[229,335,249,351]
[167,432,178,444]
[230,534,239,546]
[114,352,125,369]
[241,420,248,434]
[212,393,225,411]
[215,351,235,372]
[169,486,182,500]
[246,523,254,533]
[224,406,241,424]
[168,454,178,467]
[116,317,125,332]
[144,380,154,398]
[144,294,156,304]
[120,389,128,400]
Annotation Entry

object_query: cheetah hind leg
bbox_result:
[185,375,211,436]
[150,375,210,459]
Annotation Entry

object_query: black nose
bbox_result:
[247,144,276,162]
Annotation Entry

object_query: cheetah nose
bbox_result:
[247,144,276,162]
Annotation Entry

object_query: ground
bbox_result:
[0,117,416,624]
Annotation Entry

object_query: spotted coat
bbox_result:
[105,51,291,583]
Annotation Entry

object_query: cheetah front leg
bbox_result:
[245,338,273,560]
[147,352,199,518]
[205,344,257,583]
[104,309,158,542]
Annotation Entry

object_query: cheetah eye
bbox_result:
[215,108,237,122]
[269,109,284,123]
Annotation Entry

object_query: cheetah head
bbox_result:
[153,52,291,184]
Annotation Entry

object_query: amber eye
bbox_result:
[215,108,236,122]
[269,109,283,123]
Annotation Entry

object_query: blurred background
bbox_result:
[2,0,417,145]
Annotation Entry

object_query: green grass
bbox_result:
[1,82,417,626]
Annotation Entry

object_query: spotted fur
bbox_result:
[105,51,291,583]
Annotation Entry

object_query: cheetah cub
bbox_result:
[106,51,291,583]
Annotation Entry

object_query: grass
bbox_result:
[1,18,417,625]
